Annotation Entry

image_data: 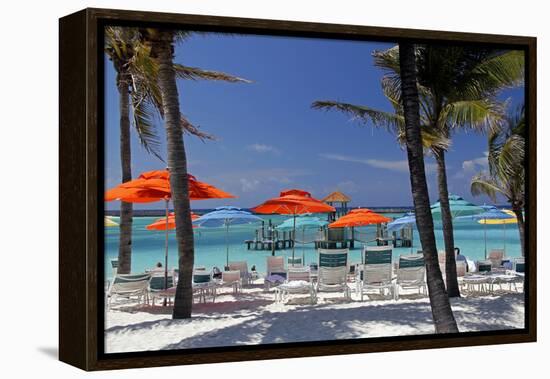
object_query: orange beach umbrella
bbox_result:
[105,170,235,202]
[251,189,335,262]
[329,208,391,228]
[146,212,200,231]
[251,189,335,215]
[105,169,235,292]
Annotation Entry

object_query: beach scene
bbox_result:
[103,28,526,353]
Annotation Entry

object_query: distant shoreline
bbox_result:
[105,206,415,217]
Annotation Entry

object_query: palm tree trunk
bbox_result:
[512,205,525,257]
[433,148,460,297]
[154,30,195,319]
[399,42,458,334]
[117,71,132,275]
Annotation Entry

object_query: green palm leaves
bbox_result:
[471,105,525,204]
[105,26,250,161]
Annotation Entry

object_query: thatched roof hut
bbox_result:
[322,191,351,204]
[323,191,351,221]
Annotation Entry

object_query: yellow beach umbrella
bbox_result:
[477,209,517,254]
[104,216,119,227]
[478,210,517,225]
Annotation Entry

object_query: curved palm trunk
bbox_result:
[155,30,195,319]
[117,71,133,275]
[433,148,460,297]
[399,42,458,334]
[512,205,525,257]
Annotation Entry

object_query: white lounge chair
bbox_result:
[149,270,177,306]
[111,259,119,277]
[266,256,286,277]
[394,254,426,300]
[476,260,493,273]
[510,257,525,292]
[275,266,316,304]
[316,248,350,300]
[192,270,216,303]
[107,273,151,310]
[357,246,394,301]
[219,270,242,295]
[488,249,505,268]
[513,257,525,274]
[228,261,252,286]
[287,256,303,267]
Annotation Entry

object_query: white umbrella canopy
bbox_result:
[193,206,263,265]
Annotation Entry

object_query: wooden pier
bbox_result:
[244,220,295,252]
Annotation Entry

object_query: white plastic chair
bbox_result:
[357,246,394,301]
[228,261,251,286]
[220,270,242,295]
[394,254,426,300]
[316,248,350,300]
[107,273,151,310]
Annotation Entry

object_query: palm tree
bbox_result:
[399,42,458,333]
[471,105,526,256]
[313,46,523,297]
[139,28,249,319]
[105,27,247,274]
[105,27,162,274]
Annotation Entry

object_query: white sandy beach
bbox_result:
[105,283,525,353]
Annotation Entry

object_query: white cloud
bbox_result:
[226,168,312,193]
[239,178,260,192]
[320,153,437,173]
[247,143,280,154]
[454,152,489,179]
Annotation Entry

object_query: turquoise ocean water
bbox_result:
[104,213,521,280]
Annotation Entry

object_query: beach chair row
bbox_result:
[270,247,526,304]
[106,261,261,309]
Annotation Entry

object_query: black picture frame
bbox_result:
[59,8,537,371]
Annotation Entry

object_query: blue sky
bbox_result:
[104,33,524,210]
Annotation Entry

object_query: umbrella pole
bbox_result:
[225,222,229,267]
[302,228,305,265]
[271,225,275,256]
[164,199,169,290]
[292,214,296,266]
[410,226,413,254]
[484,218,487,259]
[503,222,507,255]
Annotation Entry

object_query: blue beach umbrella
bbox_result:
[387,213,416,253]
[193,206,263,265]
[431,194,484,220]
[456,206,515,258]
[276,215,328,264]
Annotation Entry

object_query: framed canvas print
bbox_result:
[59,8,537,371]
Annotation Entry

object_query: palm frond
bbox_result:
[497,134,525,179]
[372,46,400,73]
[312,100,403,134]
[130,93,164,161]
[174,64,251,83]
[470,173,509,201]
[439,99,504,134]
[180,116,215,141]
[472,50,525,91]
